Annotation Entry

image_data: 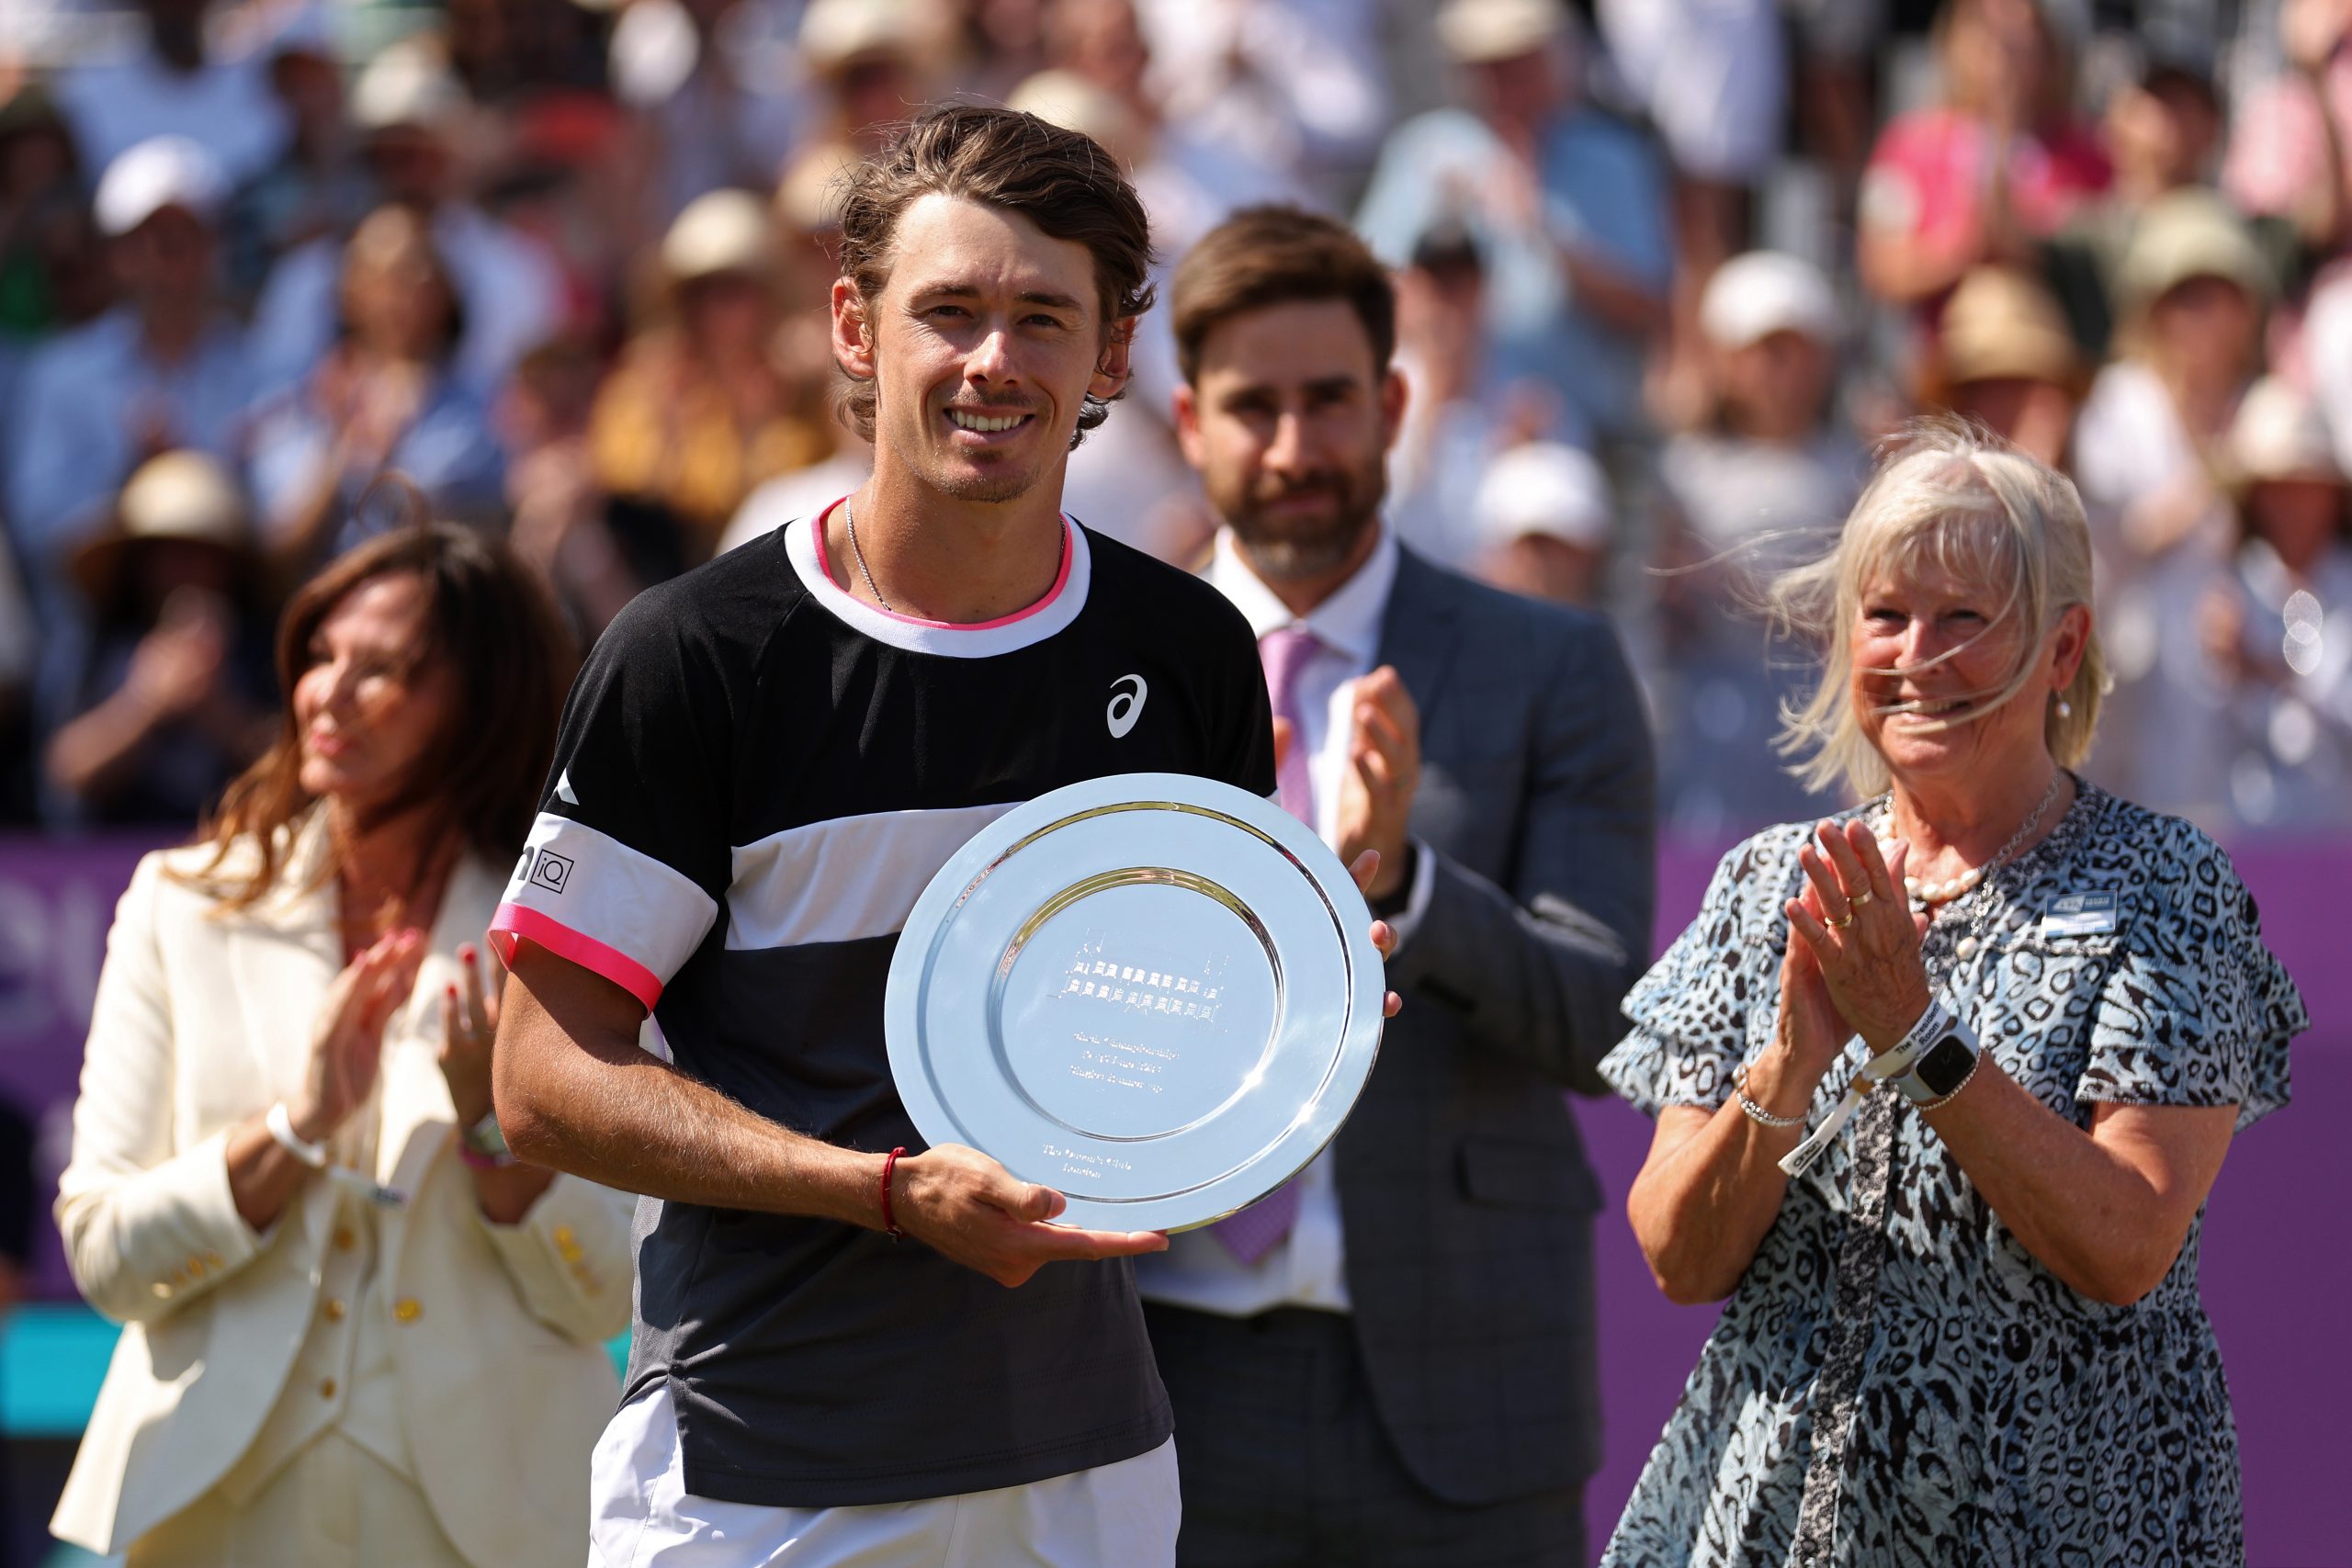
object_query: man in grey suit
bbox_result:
[1136,208,1656,1566]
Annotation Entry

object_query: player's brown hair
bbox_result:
[1170,206,1397,385]
[833,101,1155,447]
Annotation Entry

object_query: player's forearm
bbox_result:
[493,965,886,1228]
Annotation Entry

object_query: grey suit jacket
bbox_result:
[1334,546,1656,1506]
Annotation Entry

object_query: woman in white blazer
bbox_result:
[51,523,636,1568]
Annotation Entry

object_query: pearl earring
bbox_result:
[2056,698,2073,718]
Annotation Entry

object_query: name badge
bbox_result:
[2041,891,2120,937]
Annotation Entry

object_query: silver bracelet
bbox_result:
[1734,1068,1805,1128]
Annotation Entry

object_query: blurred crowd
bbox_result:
[2,0,2348,840]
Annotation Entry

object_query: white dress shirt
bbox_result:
[1135,525,1432,1318]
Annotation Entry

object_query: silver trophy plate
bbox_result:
[886,773,1385,1233]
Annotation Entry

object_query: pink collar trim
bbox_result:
[811,498,1075,631]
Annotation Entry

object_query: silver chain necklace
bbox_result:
[842,498,891,614]
[1874,765,2067,969]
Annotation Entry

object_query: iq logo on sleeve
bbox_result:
[529,850,576,895]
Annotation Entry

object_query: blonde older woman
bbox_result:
[1600,421,2306,1566]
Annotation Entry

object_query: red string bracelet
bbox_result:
[879,1146,908,1240]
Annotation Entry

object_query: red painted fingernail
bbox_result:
[459,944,475,963]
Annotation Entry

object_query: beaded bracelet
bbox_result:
[1734,1069,1805,1129]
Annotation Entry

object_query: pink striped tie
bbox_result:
[1208,624,1321,1265]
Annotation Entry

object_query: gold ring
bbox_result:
[1850,890,1875,909]
[1830,912,1856,930]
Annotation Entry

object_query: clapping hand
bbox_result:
[122,589,230,723]
[1785,820,1933,1054]
[439,942,501,1129]
[288,927,426,1145]
[1333,667,1421,903]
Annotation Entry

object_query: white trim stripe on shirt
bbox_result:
[726,802,1023,951]
[782,511,1093,658]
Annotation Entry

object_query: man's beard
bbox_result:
[1216,452,1386,582]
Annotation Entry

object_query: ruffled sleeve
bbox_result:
[2077,820,2307,1131]
[1601,827,1799,1119]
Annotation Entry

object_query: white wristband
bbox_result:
[266,1102,329,1168]
[1863,1000,1953,1083]
[266,1103,404,1205]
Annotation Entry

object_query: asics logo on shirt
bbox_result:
[1107,674,1148,739]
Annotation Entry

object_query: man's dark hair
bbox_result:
[1170,206,1396,385]
[834,102,1155,447]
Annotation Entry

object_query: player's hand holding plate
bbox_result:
[886,773,1386,1233]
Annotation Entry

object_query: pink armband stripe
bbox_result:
[490,902,664,1011]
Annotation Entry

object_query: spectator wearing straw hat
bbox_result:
[2072,190,2271,805]
[45,451,274,826]
[591,187,831,569]
[1915,265,2086,470]
[798,0,944,153]
[2195,377,2352,829]
[248,40,565,399]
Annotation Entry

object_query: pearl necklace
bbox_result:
[1872,767,2066,909]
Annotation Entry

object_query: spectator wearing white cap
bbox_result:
[1469,439,1614,607]
[8,137,253,561]
[2192,377,2352,829]
[1355,0,1672,443]
[6,136,255,775]
[246,39,566,400]
[1651,250,1863,834]
[51,0,290,189]
[44,450,275,825]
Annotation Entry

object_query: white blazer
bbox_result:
[51,818,636,1565]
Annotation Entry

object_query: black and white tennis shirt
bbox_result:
[489,508,1275,1509]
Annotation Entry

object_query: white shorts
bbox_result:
[587,1384,1180,1568]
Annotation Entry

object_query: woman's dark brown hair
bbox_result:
[832,101,1156,448]
[191,518,572,913]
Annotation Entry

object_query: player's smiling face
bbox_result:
[842,193,1132,504]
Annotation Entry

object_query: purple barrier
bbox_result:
[0,835,163,1298]
[0,833,2338,1561]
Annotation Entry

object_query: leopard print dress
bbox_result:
[1598,781,2305,1567]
